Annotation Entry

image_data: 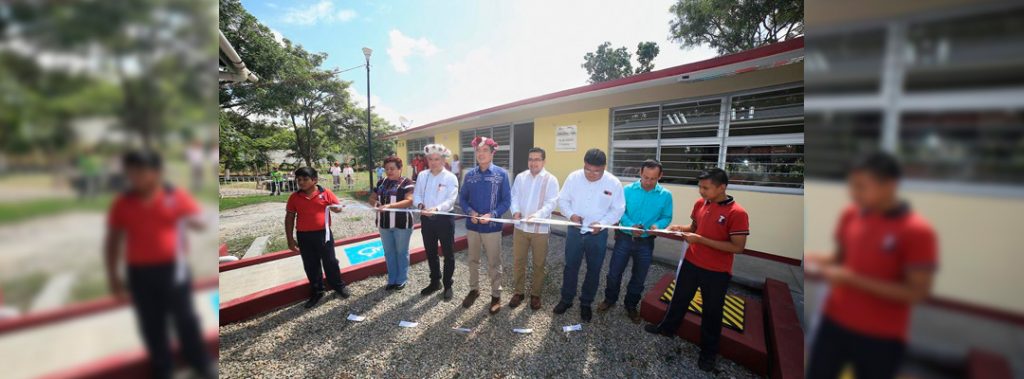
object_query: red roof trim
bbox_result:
[389,37,803,138]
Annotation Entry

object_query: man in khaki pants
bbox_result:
[509,147,559,310]
[459,136,512,314]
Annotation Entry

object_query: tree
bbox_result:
[669,0,803,55]
[635,42,660,74]
[582,41,660,84]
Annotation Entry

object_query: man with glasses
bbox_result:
[508,147,560,310]
[554,148,625,322]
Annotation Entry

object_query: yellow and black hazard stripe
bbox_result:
[659,279,745,332]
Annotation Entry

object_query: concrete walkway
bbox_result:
[0,287,219,379]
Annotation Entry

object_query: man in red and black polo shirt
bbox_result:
[104,151,212,379]
[644,168,750,372]
[806,152,938,379]
[285,166,349,308]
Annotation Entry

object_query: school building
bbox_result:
[391,38,805,264]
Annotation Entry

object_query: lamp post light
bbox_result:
[362,47,373,192]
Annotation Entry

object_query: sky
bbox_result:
[242,0,718,129]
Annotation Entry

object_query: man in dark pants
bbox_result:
[285,167,351,308]
[598,159,673,323]
[805,152,937,379]
[413,143,460,300]
[554,148,625,322]
[104,150,213,379]
[644,168,750,372]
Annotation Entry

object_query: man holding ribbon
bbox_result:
[459,136,511,314]
[284,167,349,308]
[554,148,625,322]
[644,168,749,372]
[508,147,560,310]
[413,144,460,300]
[598,159,673,323]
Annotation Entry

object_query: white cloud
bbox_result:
[281,0,357,25]
[269,28,285,46]
[348,87,404,129]
[401,0,718,126]
[386,29,440,74]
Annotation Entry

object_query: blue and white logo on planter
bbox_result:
[343,240,385,265]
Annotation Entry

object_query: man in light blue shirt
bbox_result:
[598,159,673,323]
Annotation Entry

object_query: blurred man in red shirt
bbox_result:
[806,152,938,379]
[104,151,213,379]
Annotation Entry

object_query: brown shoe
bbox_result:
[489,296,501,314]
[596,301,613,313]
[509,294,524,308]
[461,290,480,308]
[626,308,641,324]
[530,296,542,310]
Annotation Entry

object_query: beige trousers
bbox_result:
[512,229,548,297]
[467,230,503,297]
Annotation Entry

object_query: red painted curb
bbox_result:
[0,276,219,336]
[38,329,219,379]
[967,348,1012,379]
[639,273,768,376]
[763,278,804,379]
[219,224,423,273]
[220,224,512,325]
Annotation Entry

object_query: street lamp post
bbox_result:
[363,47,373,192]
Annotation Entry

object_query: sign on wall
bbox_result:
[555,125,577,152]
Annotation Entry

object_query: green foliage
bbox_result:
[669,0,803,55]
[581,41,660,84]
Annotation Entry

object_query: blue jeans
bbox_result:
[380,228,413,285]
[560,226,608,308]
[603,233,655,309]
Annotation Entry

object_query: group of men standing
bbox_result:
[408,137,750,371]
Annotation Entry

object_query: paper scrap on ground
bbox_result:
[399,321,419,328]
[562,324,583,332]
[512,328,533,334]
[346,313,365,322]
[451,327,472,334]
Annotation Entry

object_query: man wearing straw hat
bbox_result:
[413,143,460,301]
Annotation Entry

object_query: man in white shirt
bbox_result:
[413,144,460,301]
[554,148,625,322]
[342,163,355,189]
[329,162,342,191]
[508,147,560,310]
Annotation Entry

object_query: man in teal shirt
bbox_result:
[597,159,673,322]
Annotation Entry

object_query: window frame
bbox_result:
[610,83,805,195]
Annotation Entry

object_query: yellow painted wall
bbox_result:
[805,180,1024,314]
[533,109,610,181]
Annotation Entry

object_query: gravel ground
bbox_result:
[219,233,760,379]
[219,201,379,257]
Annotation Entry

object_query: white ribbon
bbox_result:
[324,204,693,242]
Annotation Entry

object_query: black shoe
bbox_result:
[580,306,592,322]
[334,286,352,299]
[394,282,406,291]
[626,308,641,324]
[443,287,453,301]
[304,292,324,308]
[421,281,441,296]
[385,284,396,291]
[552,302,571,315]
[697,354,717,372]
[643,323,673,337]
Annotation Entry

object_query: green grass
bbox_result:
[1,272,49,311]
[0,196,111,225]
[219,194,287,211]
